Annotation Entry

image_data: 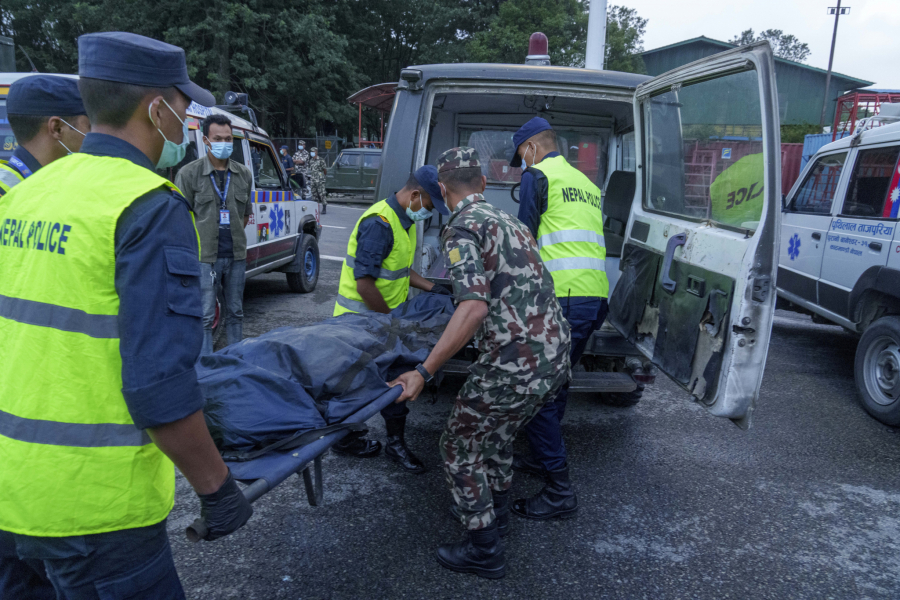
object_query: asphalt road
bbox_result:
[167,203,900,599]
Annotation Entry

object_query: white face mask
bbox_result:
[57,118,86,155]
[523,143,537,168]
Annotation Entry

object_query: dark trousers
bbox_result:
[0,521,184,600]
[525,298,608,472]
[381,397,409,422]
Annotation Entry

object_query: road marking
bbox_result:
[320,225,347,229]
[331,205,367,211]
[321,255,345,262]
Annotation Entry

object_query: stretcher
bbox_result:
[186,385,403,542]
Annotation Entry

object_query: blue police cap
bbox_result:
[413,165,449,216]
[510,116,553,167]
[7,75,85,116]
[78,32,215,107]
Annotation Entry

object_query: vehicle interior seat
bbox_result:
[603,170,636,257]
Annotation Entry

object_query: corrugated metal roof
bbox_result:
[642,36,873,87]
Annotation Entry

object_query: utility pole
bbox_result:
[820,1,851,127]
[585,0,608,70]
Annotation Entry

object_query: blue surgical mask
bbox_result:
[150,99,189,169]
[209,142,233,159]
[406,195,433,222]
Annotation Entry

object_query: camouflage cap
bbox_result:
[436,147,481,173]
[310,146,318,151]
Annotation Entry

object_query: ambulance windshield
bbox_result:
[0,100,17,162]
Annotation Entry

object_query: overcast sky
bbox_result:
[626,0,900,88]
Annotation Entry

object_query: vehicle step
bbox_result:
[569,371,637,393]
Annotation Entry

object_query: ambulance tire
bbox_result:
[855,316,900,426]
[287,235,319,293]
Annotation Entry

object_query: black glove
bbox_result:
[198,469,253,541]
[431,285,452,296]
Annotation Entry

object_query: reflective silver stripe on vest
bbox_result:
[543,257,607,272]
[335,294,370,313]
[538,230,606,249]
[0,167,22,190]
[343,255,410,281]
[0,409,151,448]
[0,294,119,339]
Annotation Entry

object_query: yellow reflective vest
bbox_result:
[709,153,765,228]
[333,199,416,316]
[0,153,184,536]
[529,155,609,299]
[0,161,25,196]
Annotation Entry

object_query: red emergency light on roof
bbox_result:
[525,32,551,66]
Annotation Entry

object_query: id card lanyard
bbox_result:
[211,171,232,226]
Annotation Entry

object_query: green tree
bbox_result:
[603,5,647,73]
[467,0,588,66]
[729,28,811,63]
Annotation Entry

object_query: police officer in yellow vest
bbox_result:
[0,75,90,197]
[331,166,449,472]
[709,152,765,228]
[0,33,252,599]
[509,117,609,521]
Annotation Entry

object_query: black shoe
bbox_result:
[321,204,327,214]
[435,522,506,579]
[512,453,547,477]
[511,465,578,520]
[332,436,382,458]
[384,436,426,473]
[448,490,510,537]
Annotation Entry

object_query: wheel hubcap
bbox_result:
[865,336,900,406]
[305,249,317,278]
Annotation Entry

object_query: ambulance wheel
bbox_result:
[287,235,319,293]
[855,316,900,426]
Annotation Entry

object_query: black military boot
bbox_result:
[511,465,577,520]
[435,522,506,579]
[321,204,327,214]
[448,490,510,537]
[333,434,382,458]
[512,453,547,477]
[384,417,426,474]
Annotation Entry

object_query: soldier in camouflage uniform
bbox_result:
[292,141,310,198]
[390,147,571,579]
[307,146,328,214]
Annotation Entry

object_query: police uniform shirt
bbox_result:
[0,146,43,197]
[353,193,413,280]
[81,132,205,428]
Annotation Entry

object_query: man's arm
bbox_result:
[390,299,488,402]
[517,170,549,239]
[353,217,394,312]
[409,269,436,292]
[115,191,251,538]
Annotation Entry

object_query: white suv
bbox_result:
[778,106,900,425]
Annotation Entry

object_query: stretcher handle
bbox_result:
[186,478,269,543]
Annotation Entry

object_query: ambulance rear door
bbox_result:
[609,41,781,428]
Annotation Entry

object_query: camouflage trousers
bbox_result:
[440,376,558,530]
[311,179,327,205]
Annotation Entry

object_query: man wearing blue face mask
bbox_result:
[176,113,254,354]
[0,32,252,599]
[331,165,451,472]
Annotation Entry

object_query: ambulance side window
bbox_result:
[249,141,283,189]
[788,152,847,214]
[841,145,900,218]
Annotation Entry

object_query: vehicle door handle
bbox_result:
[870,242,882,252]
[660,232,687,294]
[812,232,821,240]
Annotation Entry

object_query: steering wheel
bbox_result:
[510,182,521,204]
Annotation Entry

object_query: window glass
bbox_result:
[363,154,381,169]
[0,99,16,162]
[230,133,246,167]
[842,146,900,218]
[620,131,636,172]
[249,141,283,188]
[458,127,610,187]
[644,69,765,229]
[338,153,361,167]
[789,152,847,214]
